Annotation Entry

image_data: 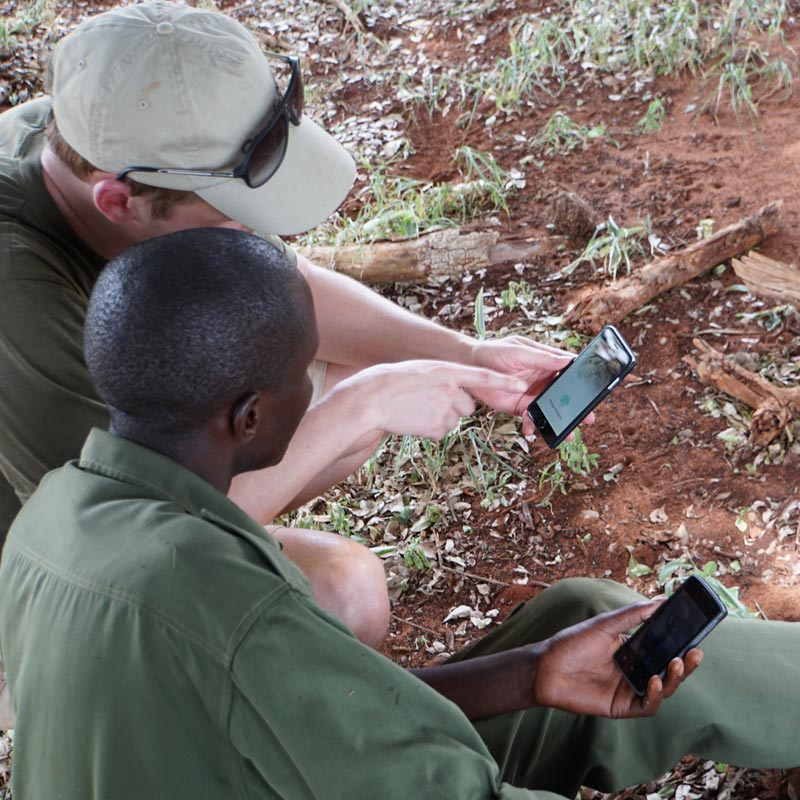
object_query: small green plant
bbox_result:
[702,43,793,125]
[327,501,357,538]
[455,146,513,216]
[463,425,522,506]
[638,97,667,132]
[397,71,453,117]
[402,537,431,571]
[557,429,599,475]
[564,216,648,279]
[737,304,796,332]
[657,555,761,619]
[696,218,715,240]
[500,280,535,311]
[529,111,607,156]
[15,0,56,38]
[481,16,568,109]
[536,459,567,506]
[536,429,599,507]
[626,547,654,579]
[734,506,751,532]
[473,287,487,339]
[305,147,512,247]
[0,19,20,52]
[407,502,445,534]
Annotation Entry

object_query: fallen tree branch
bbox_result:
[564,200,783,333]
[439,564,551,589]
[683,337,800,449]
[297,228,564,284]
[731,251,800,307]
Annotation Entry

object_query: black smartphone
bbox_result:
[614,575,728,696]
[527,324,637,448]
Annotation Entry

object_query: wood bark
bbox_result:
[731,251,800,307]
[563,200,783,334]
[297,229,563,284]
[683,337,800,449]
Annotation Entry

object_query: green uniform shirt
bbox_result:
[0,97,107,541]
[0,99,295,545]
[0,429,551,799]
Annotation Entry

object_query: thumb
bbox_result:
[595,600,662,637]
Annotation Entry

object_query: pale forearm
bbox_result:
[229,361,529,523]
[301,256,475,367]
[229,385,379,523]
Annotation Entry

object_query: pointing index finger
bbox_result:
[438,364,529,394]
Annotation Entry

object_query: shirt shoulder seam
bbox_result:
[5,535,294,665]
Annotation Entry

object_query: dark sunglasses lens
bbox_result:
[289,65,304,120]
[247,114,289,187]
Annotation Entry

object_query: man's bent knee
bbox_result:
[270,526,390,649]
[533,577,643,630]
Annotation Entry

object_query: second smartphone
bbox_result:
[614,575,728,696]
[527,324,637,448]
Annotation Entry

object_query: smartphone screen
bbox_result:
[614,575,728,695]
[527,325,636,447]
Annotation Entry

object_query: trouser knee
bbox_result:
[533,577,631,627]
[449,578,638,662]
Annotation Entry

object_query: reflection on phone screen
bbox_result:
[537,328,633,436]
[629,596,709,676]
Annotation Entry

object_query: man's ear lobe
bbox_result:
[93,178,137,223]
[231,392,262,443]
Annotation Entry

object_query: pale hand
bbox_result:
[339,360,529,442]
[469,337,576,434]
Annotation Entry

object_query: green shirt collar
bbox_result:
[78,427,265,537]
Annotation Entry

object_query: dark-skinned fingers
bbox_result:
[683,648,704,679]
[661,657,686,699]
[638,674,664,717]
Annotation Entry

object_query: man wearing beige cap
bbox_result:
[0,1,574,722]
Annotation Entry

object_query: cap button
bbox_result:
[156,21,174,35]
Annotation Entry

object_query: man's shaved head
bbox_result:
[85,228,317,438]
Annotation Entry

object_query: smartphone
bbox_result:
[527,324,637,448]
[614,575,728,696]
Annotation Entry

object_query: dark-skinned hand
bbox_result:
[531,601,704,719]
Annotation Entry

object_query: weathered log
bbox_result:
[564,200,783,334]
[683,337,800,449]
[731,251,800,307]
[296,228,564,284]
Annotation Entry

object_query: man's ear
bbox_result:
[93,178,138,223]
[231,392,262,443]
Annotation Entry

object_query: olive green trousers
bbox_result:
[449,578,800,798]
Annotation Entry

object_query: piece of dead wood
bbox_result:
[564,200,783,333]
[683,337,800,449]
[732,251,800,307]
[297,228,564,284]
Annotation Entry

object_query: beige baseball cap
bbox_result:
[50,1,356,235]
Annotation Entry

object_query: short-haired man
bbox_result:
[0,1,574,662]
[1,227,798,799]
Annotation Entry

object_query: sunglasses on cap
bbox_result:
[115,53,303,189]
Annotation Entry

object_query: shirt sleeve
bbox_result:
[227,587,563,800]
[0,226,107,513]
